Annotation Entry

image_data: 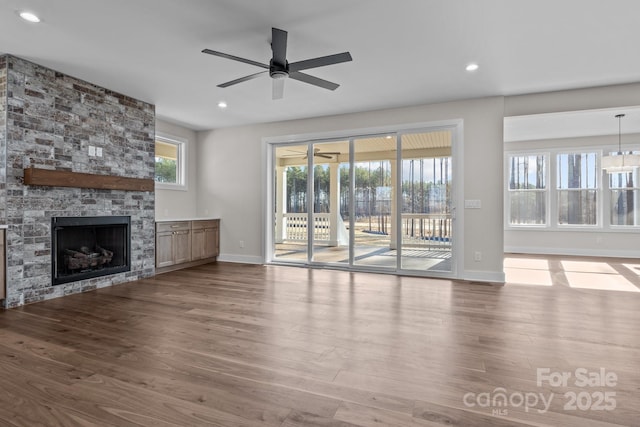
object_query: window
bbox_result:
[507,154,547,225]
[557,152,597,226]
[155,134,186,190]
[608,151,640,226]
[506,148,640,231]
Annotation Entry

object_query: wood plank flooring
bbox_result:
[0,261,639,426]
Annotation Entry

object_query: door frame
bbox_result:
[263,119,464,279]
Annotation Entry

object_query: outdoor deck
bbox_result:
[275,221,452,272]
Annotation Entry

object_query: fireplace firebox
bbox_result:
[52,216,131,285]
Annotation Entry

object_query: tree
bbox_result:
[313,165,330,213]
[286,166,307,212]
[155,157,177,183]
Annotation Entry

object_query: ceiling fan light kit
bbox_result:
[202,27,352,100]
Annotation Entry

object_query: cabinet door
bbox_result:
[204,226,219,258]
[156,231,175,268]
[191,228,205,261]
[173,230,192,264]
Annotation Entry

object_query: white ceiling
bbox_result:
[2,0,640,132]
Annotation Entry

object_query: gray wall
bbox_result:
[197,96,506,282]
[1,55,155,307]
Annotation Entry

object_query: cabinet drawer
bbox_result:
[192,219,219,230]
[156,221,191,233]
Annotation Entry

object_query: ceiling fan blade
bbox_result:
[289,52,353,72]
[316,153,333,159]
[218,71,268,88]
[280,149,306,158]
[272,78,284,100]
[289,72,339,91]
[202,49,269,69]
[271,28,288,65]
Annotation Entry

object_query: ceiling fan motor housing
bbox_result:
[269,59,289,79]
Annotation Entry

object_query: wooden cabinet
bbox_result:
[0,229,5,301]
[173,228,192,265]
[204,226,219,258]
[156,219,219,273]
[155,221,191,269]
[191,220,219,260]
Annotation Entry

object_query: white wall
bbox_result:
[155,119,199,219]
[505,82,640,117]
[197,96,505,282]
[505,83,640,258]
[505,134,640,257]
[172,82,640,280]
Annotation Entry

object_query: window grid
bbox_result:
[607,152,640,226]
[556,152,598,226]
[507,154,547,226]
[506,149,640,231]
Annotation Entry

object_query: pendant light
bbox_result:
[601,114,640,173]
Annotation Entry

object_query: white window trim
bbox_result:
[604,152,640,230]
[504,150,550,229]
[155,133,188,191]
[555,150,600,229]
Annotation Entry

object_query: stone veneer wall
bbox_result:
[0,56,7,222]
[1,55,155,308]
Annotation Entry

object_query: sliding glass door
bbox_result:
[310,140,350,265]
[269,126,456,277]
[273,144,309,263]
[352,136,397,270]
[399,130,453,273]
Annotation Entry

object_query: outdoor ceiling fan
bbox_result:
[202,27,352,100]
[283,148,341,159]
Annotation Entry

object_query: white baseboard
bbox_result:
[462,270,505,283]
[505,246,640,259]
[217,254,264,264]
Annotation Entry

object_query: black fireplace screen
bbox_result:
[52,216,131,285]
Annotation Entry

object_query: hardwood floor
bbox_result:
[505,253,640,291]
[0,261,639,426]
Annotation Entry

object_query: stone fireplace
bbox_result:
[0,55,156,307]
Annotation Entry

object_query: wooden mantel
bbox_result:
[23,167,155,192]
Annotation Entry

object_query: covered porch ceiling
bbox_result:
[275,130,452,166]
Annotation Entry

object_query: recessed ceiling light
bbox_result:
[19,11,40,23]
[217,101,227,109]
[465,63,479,72]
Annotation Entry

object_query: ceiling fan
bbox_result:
[202,27,352,100]
[283,148,341,159]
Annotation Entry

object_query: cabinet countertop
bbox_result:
[0,225,7,229]
[155,218,220,223]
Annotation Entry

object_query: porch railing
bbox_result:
[284,213,331,242]
[283,212,451,249]
[401,213,452,249]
